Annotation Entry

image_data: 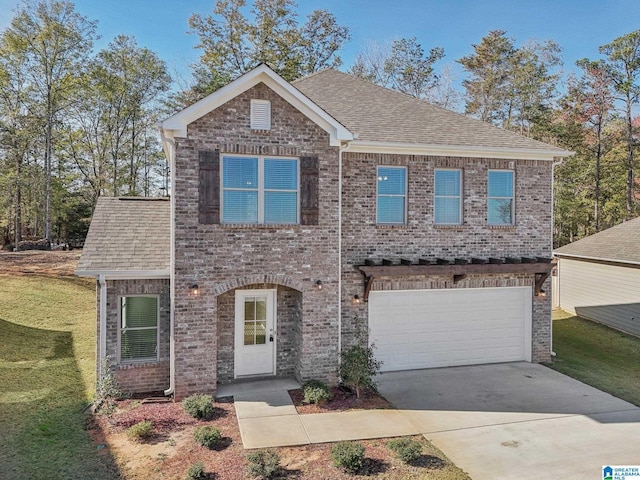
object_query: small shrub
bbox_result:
[185,461,208,480]
[339,344,382,399]
[247,449,281,479]
[182,393,215,420]
[94,356,124,414]
[387,438,422,463]
[193,425,222,449]
[331,441,365,474]
[126,420,153,441]
[302,379,332,404]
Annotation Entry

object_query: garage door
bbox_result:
[369,287,532,372]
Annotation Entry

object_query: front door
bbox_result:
[234,289,276,377]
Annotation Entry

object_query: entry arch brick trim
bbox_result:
[213,274,303,296]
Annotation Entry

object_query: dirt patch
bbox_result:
[0,250,81,276]
[289,386,393,414]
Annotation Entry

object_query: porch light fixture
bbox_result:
[315,279,323,290]
[189,284,199,296]
[352,294,361,305]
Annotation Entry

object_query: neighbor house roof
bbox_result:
[554,216,640,265]
[293,69,571,160]
[76,197,170,277]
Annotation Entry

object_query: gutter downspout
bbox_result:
[549,157,564,357]
[98,274,107,376]
[161,130,176,397]
[337,143,346,366]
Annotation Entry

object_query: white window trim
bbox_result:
[221,154,300,225]
[250,99,271,130]
[488,169,515,226]
[376,165,407,225]
[434,168,463,225]
[118,294,160,364]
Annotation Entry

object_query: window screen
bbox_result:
[377,166,407,224]
[222,156,298,224]
[488,170,514,225]
[434,169,462,224]
[120,296,158,361]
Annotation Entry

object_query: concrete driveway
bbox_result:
[377,362,640,480]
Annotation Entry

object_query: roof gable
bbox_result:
[161,64,353,146]
[554,217,640,265]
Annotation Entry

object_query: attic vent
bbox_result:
[251,99,271,130]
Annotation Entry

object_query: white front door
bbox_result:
[234,289,276,377]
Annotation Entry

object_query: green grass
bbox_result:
[549,309,640,406]
[0,274,120,480]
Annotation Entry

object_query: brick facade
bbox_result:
[98,82,555,397]
[340,152,553,361]
[172,83,340,398]
[96,278,170,394]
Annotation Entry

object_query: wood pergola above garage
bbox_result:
[357,257,554,302]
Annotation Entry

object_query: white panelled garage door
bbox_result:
[369,287,532,372]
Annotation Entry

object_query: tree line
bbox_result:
[1,0,638,249]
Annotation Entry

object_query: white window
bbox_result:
[377,166,407,224]
[222,155,299,224]
[488,170,514,225]
[434,169,462,224]
[251,99,271,130]
[119,296,159,362]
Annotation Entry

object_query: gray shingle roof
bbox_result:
[554,217,640,265]
[293,69,567,153]
[76,197,170,275]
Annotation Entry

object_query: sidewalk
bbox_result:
[216,379,419,449]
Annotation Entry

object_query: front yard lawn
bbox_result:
[0,273,120,479]
[549,309,640,406]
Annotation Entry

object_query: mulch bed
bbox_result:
[289,386,393,414]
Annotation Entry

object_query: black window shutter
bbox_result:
[199,150,220,224]
[300,156,319,225]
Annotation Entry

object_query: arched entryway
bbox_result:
[216,283,302,384]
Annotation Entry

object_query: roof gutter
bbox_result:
[344,140,574,161]
[75,270,170,280]
[553,251,640,267]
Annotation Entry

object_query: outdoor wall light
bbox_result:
[189,284,200,296]
[315,279,323,290]
[352,294,361,305]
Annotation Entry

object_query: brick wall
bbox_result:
[340,152,553,360]
[172,82,340,398]
[97,278,170,394]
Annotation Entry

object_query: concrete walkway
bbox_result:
[217,379,420,449]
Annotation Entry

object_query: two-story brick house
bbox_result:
[77,64,571,399]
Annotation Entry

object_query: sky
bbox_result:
[1,0,640,91]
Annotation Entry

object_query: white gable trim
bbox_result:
[344,140,573,161]
[161,64,353,146]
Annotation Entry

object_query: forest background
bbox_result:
[2,0,639,249]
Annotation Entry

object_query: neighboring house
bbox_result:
[77,64,571,399]
[554,217,640,337]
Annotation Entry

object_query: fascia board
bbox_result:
[344,140,574,161]
[75,269,171,280]
[553,252,640,266]
[161,65,353,146]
